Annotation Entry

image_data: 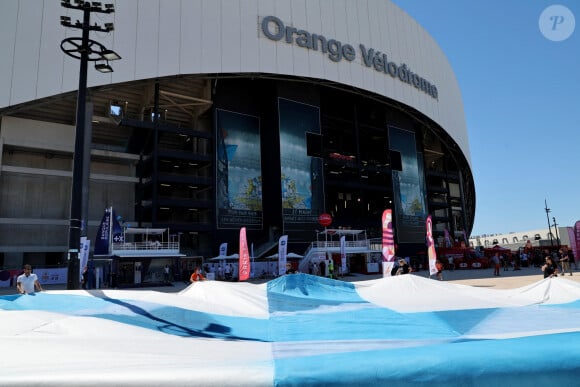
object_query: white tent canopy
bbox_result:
[265,252,303,259]
[207,254,239,262]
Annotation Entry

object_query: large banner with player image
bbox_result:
[388,126,428,243]
[278,98,324,231]
[216,109,263,229]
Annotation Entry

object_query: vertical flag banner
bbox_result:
[574,221,580,262]
[426,215,438,276]
[79,237,90,280]
[382,209,395,277]
[278,235,288,276]
[340,235,347,274]
[94,207,112,256]
[239,227,251,281]
[219,242,228,257]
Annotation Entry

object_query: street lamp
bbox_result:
[60,0,120,289]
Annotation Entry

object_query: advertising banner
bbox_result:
[278,98,324,231]
[216,110,262,229]
[388,126,427,243]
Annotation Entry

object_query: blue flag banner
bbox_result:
[93,208,112,256]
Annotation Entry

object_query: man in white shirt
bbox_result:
[17,264,43,294]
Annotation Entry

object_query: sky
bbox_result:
[391,0,580,236]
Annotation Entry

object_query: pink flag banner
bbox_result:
[426,216,438,276]
[382,209,395,277]
[574,221,580,262]
[238,227,251,281]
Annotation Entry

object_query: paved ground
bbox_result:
[2,265,578,295]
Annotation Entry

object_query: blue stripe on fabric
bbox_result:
[273,331,580,386]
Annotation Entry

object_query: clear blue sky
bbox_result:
[391,0,580,236]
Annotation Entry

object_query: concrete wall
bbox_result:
[0,0,470,167]
[0,117,136,262]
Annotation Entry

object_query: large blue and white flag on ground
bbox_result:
[3,275,580,385]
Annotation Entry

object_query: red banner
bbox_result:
[238,227,251,281]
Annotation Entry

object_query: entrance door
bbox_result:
[119,262,134,285]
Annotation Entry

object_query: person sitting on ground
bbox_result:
[190,267,206,282]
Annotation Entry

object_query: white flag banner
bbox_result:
[79,237,91,280]
[278,235,288,276]
[340,236,347,273]
[219,242,228,256]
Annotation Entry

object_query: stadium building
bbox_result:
[0,0,474,271]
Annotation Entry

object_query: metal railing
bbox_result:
[112,241,180,251]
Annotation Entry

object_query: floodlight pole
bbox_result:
[61,1,119,289]
[66,2,91,290]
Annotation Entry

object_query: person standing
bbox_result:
[491,252,501,276]
[560,248,572,276]
[224,264,232,281]
[81,266,88,289]
[313,262,319,276]
[163,264,171,284]
[435,260,444,280]
[542,256,558,278]
[17,264,43,294]
[190,267,206,282]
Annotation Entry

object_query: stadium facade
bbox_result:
[0,0,474,270]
